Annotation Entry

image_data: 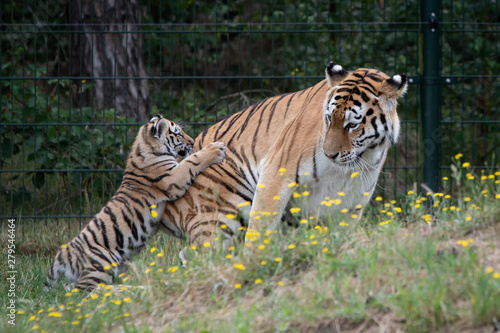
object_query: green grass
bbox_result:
[1,160,500,333]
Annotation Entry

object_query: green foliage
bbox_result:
[1,64,138,216]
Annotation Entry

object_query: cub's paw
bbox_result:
[204,142,226,164]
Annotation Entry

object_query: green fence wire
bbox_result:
[1,0,499,233]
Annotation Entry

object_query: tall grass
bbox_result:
[1,158,499,332]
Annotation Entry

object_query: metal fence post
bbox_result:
[420,0,441,192]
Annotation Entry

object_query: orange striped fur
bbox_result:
[160,61,407,248]
[46,114,226,289]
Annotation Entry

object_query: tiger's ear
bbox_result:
[153,119,169,140]
[325,61,348,87]
[381,74,408,99]
[378,74,408,112]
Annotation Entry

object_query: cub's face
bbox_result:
[145,114,194,159]
[322,62,407,168]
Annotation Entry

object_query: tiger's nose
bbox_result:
[325,152,339,159]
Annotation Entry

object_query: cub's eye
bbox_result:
[346,123,359,130]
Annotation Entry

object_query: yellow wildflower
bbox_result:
[339,222,348,227]
[226,214,236,219]
[234,283,241,289]
[302,191,310,196]
[350,171,359,178]
[233,264,246,270]
[203,242,210,248]
[290,207,301,214]
[462,162,470,167]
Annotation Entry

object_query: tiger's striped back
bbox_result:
[46,115,226,289]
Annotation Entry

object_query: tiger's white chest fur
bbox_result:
[298,147,387,219]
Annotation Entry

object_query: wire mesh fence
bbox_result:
[1,0,499,233]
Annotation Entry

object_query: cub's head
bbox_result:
[137,114,194,159]
[322,61,407,168]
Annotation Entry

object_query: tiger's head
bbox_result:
[138,114,194,159]
[322,61,407,168]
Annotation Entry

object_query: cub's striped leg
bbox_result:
[162,142,226,201]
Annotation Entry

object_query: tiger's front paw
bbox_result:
[203,142,226,165]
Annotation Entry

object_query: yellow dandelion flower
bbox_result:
[60,244,67,249]
[29,316,36,321]
[464,197,471,202]
[457,240,469,247]
[462,162,470,167]
[375,196,383,201]
[124,297,132,303]
[442,177,449,181]
[17,311,24,314]
[261,260,267,265]
[234,283,241,289]
[279,167,286,173]
[171,266,178,273]
[300,219,308,224]
[103,265,111,270]
[455,153,463,159]
[293,192,301,198]
[486,267,493,273]
[233,264,246,270]
[226,254,232,259]
[415,204,421,208]
[151,210,158,218]
[387,212,394,216]
[322,248,329,253]
[275,257,282,262]
[32,325,39,330]
[379,220,391,226]
[149,262,156,266]
[496,194,500,199]
[150,204,157,209]
[290,207,301,214]
[237,201,251,207]
[340,208,348,213]
[338,192,345,196]
[257,184,265,188]
[395,207,402,213]
[350,171,359,178]
[91,294,98,300]
[302,191,310,196]
[255,279,262,284]
[351,214,358,219]
[363,192,369,196]
[64,292,72,297]
[312,240,318,245]
[272,195,281,201]
[408,190,414,195]
[465,216,472,221]
[339,222,349,227]
[203,242,210,248]
[278,281,284,286]
[48,312,62,317]
[288,244,296,249]
[258,245,265,250]
[304,171,310,175]
[488,174,494,179]
[226,214,236,219]
[355,204,363,209]
[157,251,164,257]
[115,300,122,305]
[150,247,156,253]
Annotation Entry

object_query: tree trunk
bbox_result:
[68,0,149,121]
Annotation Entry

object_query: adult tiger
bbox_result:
[160,61,407,250]
[46,115,226,289]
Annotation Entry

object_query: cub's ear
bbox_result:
[153,118,169,140]
[381,74,408,99]
[325,61,348,87]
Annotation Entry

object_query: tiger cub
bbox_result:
[46,114,226,289]
[160,61,407,247]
